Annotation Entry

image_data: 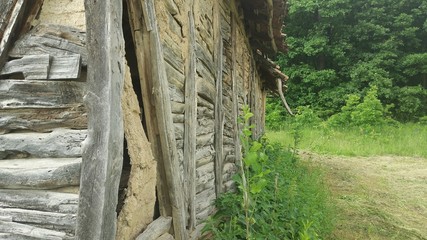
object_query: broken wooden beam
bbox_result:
[0,54,50,79]
[0,158,81,189]
[0,189,78,214]
[0,220,66,240]
[0,129,86,159]
[135,216,172,240]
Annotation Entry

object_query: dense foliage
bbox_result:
[203,108,334,239]
[276,0,427,122]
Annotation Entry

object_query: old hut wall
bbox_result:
[0,0,87,239]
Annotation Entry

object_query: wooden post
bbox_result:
[76,0,125,239]
[213,0,224,197]
[184,1,197,231]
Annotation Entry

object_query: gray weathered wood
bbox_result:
[9,24,88,66]
[0,158,81,189]
[0,220,66,240]
[0,1,17,39]
[158,233,175,240]
[0,129,86,159]
[135,216,172,240]
[76,0,124,239]
[0,189,78,214]
[214,0,224,197]
[0,0,25,70]
[0,54,50,79]
[0,107,87,134]
[0,233,39,240]
[142,1,187,239]
[0,80,86,109]
[184,5,197,231]
[0,208,75,232]
[49,55,81,79]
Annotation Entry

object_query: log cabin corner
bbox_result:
[0,0,289,239]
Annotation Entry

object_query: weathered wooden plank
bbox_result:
[116,63,157,240]
[0,106,87,134]
[0,0,25,70]
[9,24,88,66]
[0,189,78,214]
[196,76,216,104]
[0,220,66,240]
[158,233,175,240]
[0,233,39,240]
[0,158,81,189]
[0,80,86,109]
[0,54,50,79]
[125,0,173,219]
[49,55,81,79]
[135,216,172,240]
[0,129,86,159]
[0,1,17,39]
[214,0,224,197]
[184,5,197,231]
[142,1,187,239]
[75,0,124,239]
[0,208,75,232]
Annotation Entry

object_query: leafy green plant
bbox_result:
[203,107,334,239]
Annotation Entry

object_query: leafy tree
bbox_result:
[277,0,427,122]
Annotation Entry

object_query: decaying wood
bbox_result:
[0,220,66,240]
[0,106,87,134]
[276,78,294,115]
[0,208,75,232]
[125,0,172,218]
[9,24,88,65]
[214,0,224,197]
[0,158,81,189]
[116,63,157,240]
[0,129,86,159]
[0,189,78,214]
[0,54,49,79]
[0,80,86,109]
[135,216,172,240]
[184,2,197,231]
[76,0,124,239]
[0,0,25,70]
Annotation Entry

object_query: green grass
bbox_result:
[267,123,427,158]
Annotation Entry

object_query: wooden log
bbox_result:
[141,1,187,239]
[0,106,87,134]
[0,54,50,79]
[76,0,124,239]
[0,129,86,159]
[214,0,224,197]
[116,63,157,240]
[0,80,86,109]
[9,24,88,65]
[0,0,26,70]
[0,208,75,232]
[184,6,197,230]
[0,158,81,189]
[0,220,66,240]
[135,216,172,240]
[0,189,78,214]
[196,76,216,104]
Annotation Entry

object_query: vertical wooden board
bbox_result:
[76,0,124,240]
[184,4,197,230]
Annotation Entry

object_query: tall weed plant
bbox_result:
[203,107,334,239]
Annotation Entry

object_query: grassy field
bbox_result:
[266,123,427,158]
[267,123,427,239]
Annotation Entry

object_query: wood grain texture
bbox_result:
[0,129,86,159]
[0,54,50,79]
[0,80,86,109]
[0,158,81,189]
[0,220,66,240]
[76,0,125,239]
[135,216,172,240]
[0,189,78,214]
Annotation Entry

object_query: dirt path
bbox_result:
[300,152,427,240]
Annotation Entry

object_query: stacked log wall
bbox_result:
[0,1,87,239]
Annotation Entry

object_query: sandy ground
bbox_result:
[300,152,427,240]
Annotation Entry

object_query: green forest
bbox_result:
[268,0,427,124]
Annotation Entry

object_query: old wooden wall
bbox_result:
[0,0,87,239]
[152,0,267,236]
